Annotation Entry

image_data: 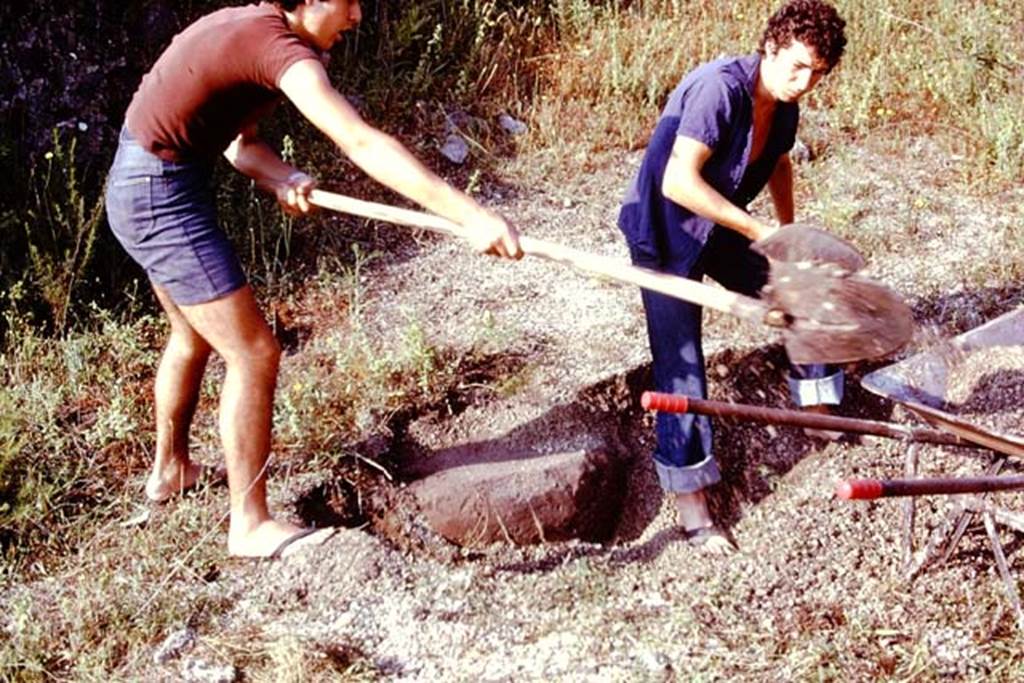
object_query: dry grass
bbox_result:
[4,0,1024,680]
[517,0,1023,185]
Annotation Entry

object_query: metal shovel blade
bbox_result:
[769,260,916,364]
[752,223,867,272]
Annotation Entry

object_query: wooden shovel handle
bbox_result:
[308,189,775,326]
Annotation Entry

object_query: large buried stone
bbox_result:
[404,448,623,546]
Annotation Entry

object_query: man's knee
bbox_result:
[229,332,281,373]
[168,327,212,362]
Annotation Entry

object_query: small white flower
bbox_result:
[77,121,88,132]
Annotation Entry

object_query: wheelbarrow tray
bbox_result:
[861,306,1024,458]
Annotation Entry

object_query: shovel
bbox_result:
[308,190,914,364]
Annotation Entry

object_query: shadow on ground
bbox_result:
[294,304,1016,568]
[911,284,1024,336]
[486,342,938,574]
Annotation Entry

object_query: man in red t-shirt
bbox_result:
[106,0,521,559]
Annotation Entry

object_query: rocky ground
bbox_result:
[7,130,1024,682]
[213,132,1024,681]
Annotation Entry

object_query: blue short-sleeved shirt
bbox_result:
[618,53,799,275]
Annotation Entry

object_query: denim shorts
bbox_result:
[105,128,245,305]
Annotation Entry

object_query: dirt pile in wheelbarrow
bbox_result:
[947,346,1024,435]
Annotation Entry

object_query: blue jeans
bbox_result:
[105,128,245,305]
[631,226,844,493]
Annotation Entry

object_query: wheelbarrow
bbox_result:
[859,305,1024,459]
[644,308,1024,627]
[856,309,1024,628]
[643,305,1024,496]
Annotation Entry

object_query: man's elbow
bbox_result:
[661,177,691,206]
[337,127,393,168]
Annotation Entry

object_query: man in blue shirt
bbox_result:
[619,0,847,553]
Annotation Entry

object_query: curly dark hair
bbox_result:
[760,0,847,72]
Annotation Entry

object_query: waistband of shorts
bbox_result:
[117,126,212,173]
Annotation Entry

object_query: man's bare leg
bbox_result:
[675,490,714,530]
[147,285,212,502]
[675,490,736,555]
[175,285,331,557]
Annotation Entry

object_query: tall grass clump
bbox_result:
[12,130,104,337]
[805,0,1024,182]
[0,309,160,572]
[524,1,769,165]
[516,0,1023,184]
[331,0,549,119]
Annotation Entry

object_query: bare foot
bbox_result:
[675,491,737,555]
[145,461,209,503]
[228,519,336,559]
[684,525,738,555]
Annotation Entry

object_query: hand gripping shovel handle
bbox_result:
[308,190,776,326]
[640,391,965,447]
[836,475,1024,499]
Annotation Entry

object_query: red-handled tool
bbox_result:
[836,475,1024,499]
[640,391,966,447]
[641,392,693,414]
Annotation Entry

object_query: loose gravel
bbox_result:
[193,137,1024,680]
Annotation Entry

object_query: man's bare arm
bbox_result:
[223,125,315,214]
[661,136,775,242]
[278,58,520,259]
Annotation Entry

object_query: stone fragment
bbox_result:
[791,137,814,163]
[180,658,238,683]
[497,113,528,135]
[440,135,469,164]
[402,448,622,546]
[153,627,197,664]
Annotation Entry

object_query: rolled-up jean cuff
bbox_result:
[655,456,721,493]
[788,369,845,406]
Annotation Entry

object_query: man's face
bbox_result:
[306,0,362,51]
[762,38,830,103]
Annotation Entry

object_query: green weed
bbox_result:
[20,130,104,335]
[824,0,1024,183]
[217,135,301,296]
[0,310,159,572]
[330,0,547,118]
[2,494,233,681]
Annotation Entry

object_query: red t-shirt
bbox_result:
[125,3,318,161]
